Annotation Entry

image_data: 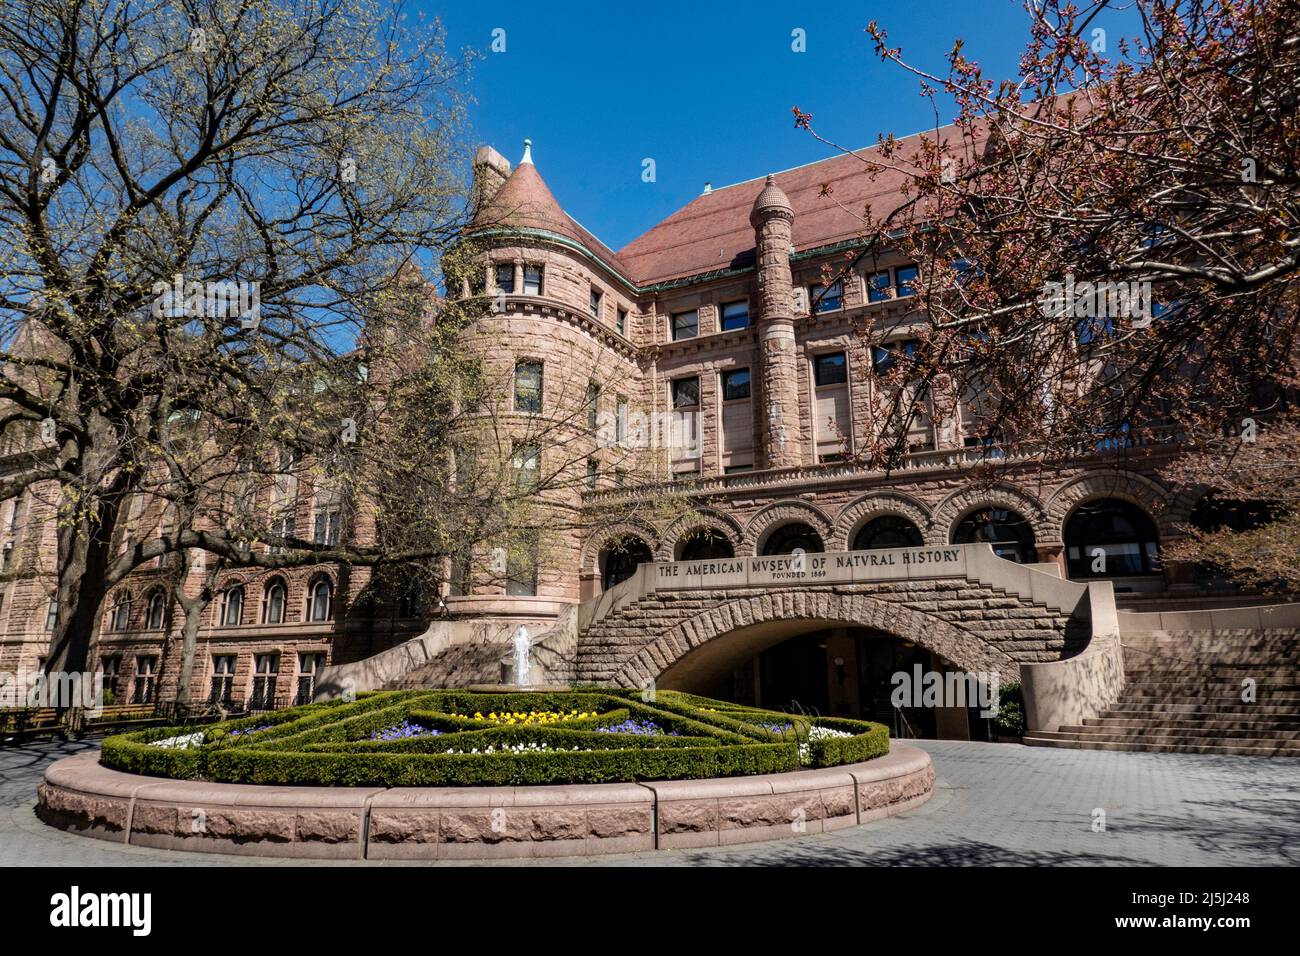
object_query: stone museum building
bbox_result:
[2,135,1295,754]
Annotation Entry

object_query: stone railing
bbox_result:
[313,621,454,700]
[584,426,1185,504]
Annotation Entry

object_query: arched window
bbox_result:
[110,595,132,631]
[262,580,287,624]
[1065,498,1160,578]
[602,538,654,591]
[951,508,1036,563]
[852,515,924,551]
[221,586,244,626]
[761,522,825,556]
[309,579,333,622]
[678,529,734,562]
[146,591,166,630]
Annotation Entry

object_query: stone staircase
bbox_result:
[1024,629,1300,756]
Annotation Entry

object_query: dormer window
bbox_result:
[523,264,543,296]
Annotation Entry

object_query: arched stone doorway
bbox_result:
[615,589,1019,740]
[655,619,996,741]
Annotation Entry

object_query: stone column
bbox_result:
[750,175,802,469]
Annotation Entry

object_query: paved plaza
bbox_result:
[3,738,1297,867]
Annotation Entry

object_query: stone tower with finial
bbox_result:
[750,174,801,468]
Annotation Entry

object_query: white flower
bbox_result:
[148,731,205,750]
[797,725,854,765]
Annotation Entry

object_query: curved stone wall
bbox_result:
[36,745,934,860]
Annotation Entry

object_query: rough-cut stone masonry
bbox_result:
[577,579,1088,687]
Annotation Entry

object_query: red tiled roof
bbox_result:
[619,124,987,286]
[470,161,627,278]
[472,124,989,288]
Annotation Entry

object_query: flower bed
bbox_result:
[99,690,889,787]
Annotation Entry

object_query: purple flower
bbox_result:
[369,720,441,741]
[596,718,677,736]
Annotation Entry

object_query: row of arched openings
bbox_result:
[601,497,1169,589]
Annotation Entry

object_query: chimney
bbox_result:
[472,145,512,213]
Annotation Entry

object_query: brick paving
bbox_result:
[3,738,1297,866]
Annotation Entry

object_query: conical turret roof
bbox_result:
[470,142,625,276]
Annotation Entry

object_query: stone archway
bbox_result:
[612,588,1018,690]
[930,482,1049,546]
[833,491,934,551]
[742,500,835,555]
[1044,471,1174,538]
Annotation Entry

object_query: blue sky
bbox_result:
[430,0,1133,251]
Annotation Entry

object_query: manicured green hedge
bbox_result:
[99,689,889,787]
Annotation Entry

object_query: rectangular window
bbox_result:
[495,264,515,294]
[814,352,848,386]
[671,310,698,341]
[589,287,603,318]
[313,510,341,546]
[514,361,543,412]
[269,513,295,553]
[617,309,628,336]
[8,495,24,533]
[45,600,57,631]
[810,282,843,314]
[615,397,628,443]
[721,368,751,401]
[295,653,325,706]
[523,264,543,295]
[512,443,540,491]
[1,542,11,570]
[131,656,157,705]
[872,339,919,377]
[506,536,538,597]
[210,655,235,707]
[586,458,599,490]
[723,464,753,474]
[814,352,851,461]
[100,655,121,698]
[250,654,279,710]
[671,377,700,409]
[586,382,600,430]
[895,264,918,298]
[720,301,750,331]
[867,271,892,303]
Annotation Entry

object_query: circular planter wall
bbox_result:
[36,744,934,860]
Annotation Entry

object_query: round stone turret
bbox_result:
[749,174,794,227]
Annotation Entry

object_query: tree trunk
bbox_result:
[43,512,114,689]
[175,554,222,709]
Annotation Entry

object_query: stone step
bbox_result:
[1085,715,1300,731]
[1023,735,1300,757]
[1118,680,1300,694]
[1064,721,1300,739]
[1107,697,1300,712]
